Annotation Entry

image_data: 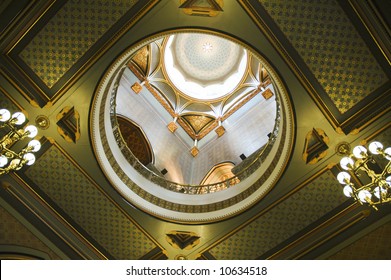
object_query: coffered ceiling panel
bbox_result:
[0,0,158,107]
[209,169,349,259]
[240,0,391,133]
[0,205,59,260]
[328,220,391,259]
[23,143,156,259]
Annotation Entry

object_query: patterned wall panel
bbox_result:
[0,205,59,259]
[257,0,388,114]
[0,88,20,112]
[24,144,156,259]
[328,220,391,259]
[19,0,137,88]
[209,170,347,259]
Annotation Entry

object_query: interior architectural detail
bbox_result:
[117,116,153,166]
[302,128,330,164]
[0,1,390,260]
[199,162,238,187]
[35,115,50,130]
[56,106,80,143]
[179,0,224,17]
[166,231,201,250]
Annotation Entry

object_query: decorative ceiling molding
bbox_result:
[56,106,80,144]
[179,0,223,17]
[166,231,201,250]
[0,0,160,107]
[238,0,391,134]
[21,140,158,259]
[302,128,329,165]
[128,33,274,141]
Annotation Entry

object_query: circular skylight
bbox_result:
[164,33,248,101]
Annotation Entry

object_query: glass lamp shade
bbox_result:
[358,189,371,203]
[374,186,386,199]
[24,125,38,138]
[0,155,8,167]
[386,176,391,186]
[343,185,353,197]
[27,140,41,152]
[0,109,11,122]
[11,112,26,125]
[337,171,351,184]
[23,153,36,166]
[384,147,391,160]
[352,145,367,159]
[368,141,383,155]
[340,157,354,170]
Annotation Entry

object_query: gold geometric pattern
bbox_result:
[0,206,59,260]
[182,114,215,135]
[166,231,200,250]
[131,46,149,75]
[25,145,155,259]
[19,0,137,88]
[209,170,348,259]
[258,0,388,113]
[179,0,224,17]
[328,220,391,259]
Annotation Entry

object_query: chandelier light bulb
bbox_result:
[337,171,351,184]
[386,176,391,186]
[343,185,353,197]
[0,155,8,167]
[23,153,36,166]
[0,109,11,122]
[358,189,371,203]
[368,141,383,155]
[352,145,367,159]
[11,112,26,125]
[27,139,41,152]
[374,186,386,199]
[384,147,391,160]
[24,125,38,138]
[340,156,354,170]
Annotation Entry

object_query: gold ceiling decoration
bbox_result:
[56,106,80,144]
[166,231,200,250]
[127,33,274,142]
[131,45,150,76]
[181,114,215,136]
[302,128,329,164]
[179,0,224,17]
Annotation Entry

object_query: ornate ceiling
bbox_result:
[0,0,390,260]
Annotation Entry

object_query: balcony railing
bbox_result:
[110,77,281,195]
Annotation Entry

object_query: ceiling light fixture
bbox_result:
[336,141,391,210]
[0,108,41,175]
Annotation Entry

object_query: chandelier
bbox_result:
[0,108,41,175]
[336,141,391,210]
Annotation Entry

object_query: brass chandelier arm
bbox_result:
[0,108,41,176]
[337,141,391,211]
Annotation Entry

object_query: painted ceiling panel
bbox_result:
[19,0,138,88]
[209,170,348,259]
[0,206,59,260]
[258,0,388,114]
[328,220,391,259]
[24,144,156,259]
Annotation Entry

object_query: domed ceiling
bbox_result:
[164,33,248,101]
[91,30,294,222]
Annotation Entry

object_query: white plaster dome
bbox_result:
[164,33,248,101]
